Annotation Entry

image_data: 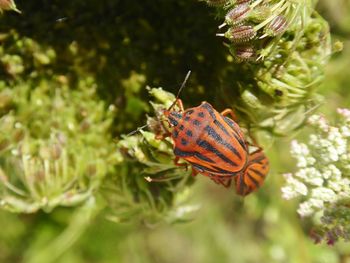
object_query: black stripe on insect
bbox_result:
[196,139,238,167]
[247,173,260,187]
[200,102,216,119]
[204,125,242,160]
[190,162,235,175]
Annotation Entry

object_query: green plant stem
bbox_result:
[25,197,100,263]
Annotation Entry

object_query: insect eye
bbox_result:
[170,111,182,119]
[168,116,178,126]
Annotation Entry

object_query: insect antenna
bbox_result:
[126,71,191,136]
[167,70,191,112]
[126,114,171,137]
[126,124,150,137]
[144,174,183,182]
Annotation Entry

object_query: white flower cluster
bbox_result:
[282,109,350,217]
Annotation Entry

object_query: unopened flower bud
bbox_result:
[266,15,288,36]
[221,25,256,43]
[219,3,250,28]
[233,45,256,62]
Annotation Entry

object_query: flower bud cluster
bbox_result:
[213,0,300,62]
[0,76,116,213]
[201,0,332,136]
[0,31,57,78]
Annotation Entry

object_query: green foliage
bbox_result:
[109,87,196,224]
[204,0,332,137]
[0,31,117,213]
[0,0,349,262]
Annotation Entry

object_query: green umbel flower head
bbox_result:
[0,32,117,213]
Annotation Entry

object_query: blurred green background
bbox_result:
[1,0,350,262]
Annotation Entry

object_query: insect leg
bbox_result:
[174,156,188,171]
[155,131,171,140]
[208,175,221,185]
[175,99,185,112]
[220,108,237,121]
[218,176,232,188]
[145,175,183,182]
[191,169,198,176]
[208,174,232,188]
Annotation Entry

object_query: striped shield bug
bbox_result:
[157,72,268,195]
[138,71,269,195]
[163,100,249,187]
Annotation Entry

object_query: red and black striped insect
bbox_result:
[156,71,269,195]
[163,99,249,187]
